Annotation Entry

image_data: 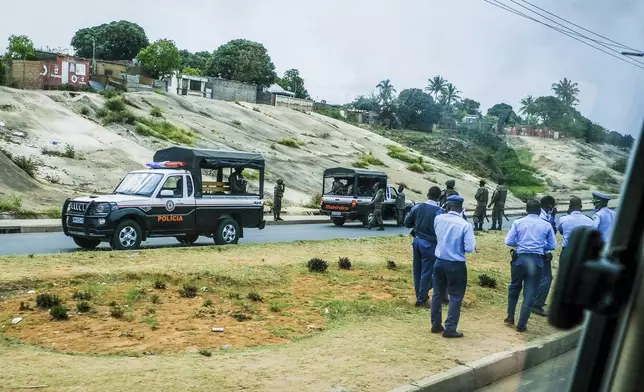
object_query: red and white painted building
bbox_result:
[39,56,90,88]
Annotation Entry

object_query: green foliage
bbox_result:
[110,304,125,319]
[181,66,202,76]
[199,349,212,357]
[135,117,195,146]
[80,106,90,115]
[101,89,122,99]
[478,274,498,289]
[41,144,76,159]
[338,257,352,270]
[486,103,520,127]
[611,157,628,173]
[352,152,385,168]
[247,292,263,302]
[0,195,22,214]
[231,310,252,322]
[386,145,418,164]
[125,288,146,305]
[552,78,580,107]
[153,280,167,289]
[6,34,36,59]
[179,284,198,298]
[407,163,425,173]
[11,155,38,177]
[205,39,277,88]
[179,50,211,75]
[396,88,439,131]
[105,97,126,112]
[242,169,260,180]
[277,138,304,148]
[71,20,149,61]
[232,120,242,126]
[455,98,481,116]
[150,106,163,117]
[316,107,349,123]
[307,258,329,273]
[350,94,379,112]
[50,305,69,320]
[276,69,310,99]
[36,293,61,309]
[76,301,91,313]
[304,192,322,209]
[71,291,92,301]
[136,39,181,80]
[203,299,213,307]
[586,170,620,192]
[0,58,7,85]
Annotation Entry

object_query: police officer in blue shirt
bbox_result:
[557,196,593,261]
[591,191,616,242]
[405,186,443,308]
[533,195,558,317]
[505,199,557,332]
[430,195,476,338]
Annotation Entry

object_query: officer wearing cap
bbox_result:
[504,199,557,332]
[405,186,443,308]
[430,195,476,338]
[591,191,616,242]
[438,179,459,207]
[473,180,489,231]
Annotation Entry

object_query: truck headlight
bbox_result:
[93,203,113,215]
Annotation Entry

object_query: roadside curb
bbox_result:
[390,328,581,392]
[0,218,334,235]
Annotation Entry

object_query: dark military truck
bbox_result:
[62,147,266,251]
[319,167,414,226]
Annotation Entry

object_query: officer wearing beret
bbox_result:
[430,195,476,338]
[591,191,616,242]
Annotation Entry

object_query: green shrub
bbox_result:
[110,305,124,319]
[179,284,198,298]
[307,258,328,273]
[353,152,385,168]
[80,106,90,116]
[407,163,424,173]
[510,186,538,202]
[150,106,163,118]
[76,301,91,313]
[50,305,69,320]
[231,310,252,322]
[105,97,126,112]
[150,294,161,304]
[232,120,242,126]
[478,274,497,289]
[203,299,213,307]
[247,292,263,302]
[242,169,260,180]
[387,145,418,164]
[277,138,305,148]
[586,170,620,188]
[11,155,38,177]
[0,195,22,213]
[36,293,61,309]
[42,144,76,159]
[304,193,322,209]
[71,291,92,301]
[338,257,352,270]
[154,280,167,289]
[101,90,122,99]
[199,349,212,357]
[611,157,628,173]
[135,117,195,146]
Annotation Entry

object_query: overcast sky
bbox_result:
[2,0,644,136]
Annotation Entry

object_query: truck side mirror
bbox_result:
[159,189,174,198]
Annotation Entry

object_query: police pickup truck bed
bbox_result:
[62,147,266,250]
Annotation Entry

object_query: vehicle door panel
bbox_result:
[150,174,193,234]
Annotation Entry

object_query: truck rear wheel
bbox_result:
[331,217,346,227]
[176,234,199,246]
[110,219,142,250]
[73,237,101,250]
[214,218,240,245]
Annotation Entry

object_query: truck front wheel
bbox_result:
[73,237,101,250]
[214,218,240,245]
[110,220,142,250]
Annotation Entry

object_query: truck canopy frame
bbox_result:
[153,147,265,197]
[323,167,387,179]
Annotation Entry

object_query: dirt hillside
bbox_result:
[0,86,626,213]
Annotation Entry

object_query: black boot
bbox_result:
[377,224,385,231]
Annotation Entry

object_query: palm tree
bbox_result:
[551,78,580,107]
[441,83,461,107]
[519,95,537,124]
[425,75,446,100]
[376,79,396,103]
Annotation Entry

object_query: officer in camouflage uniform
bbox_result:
[368,182,386,231]
[273,179,285,221]
[395,185,406,226]
[488,179,508,230]
[473,180,489,231]
[438,179,459,207]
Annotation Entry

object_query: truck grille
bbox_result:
[69,202,89,213]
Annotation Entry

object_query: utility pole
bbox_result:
[91,37,96,74]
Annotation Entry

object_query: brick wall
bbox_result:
[207,78,257,103]
[10,60,42,89]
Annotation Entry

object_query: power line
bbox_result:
[507,0,644,66]
[517,0,640,52]
[483,0,644,71]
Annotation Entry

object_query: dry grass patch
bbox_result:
[0,235,560,391]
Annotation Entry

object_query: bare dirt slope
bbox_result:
[508,135,627,203]
[1,86,622,213]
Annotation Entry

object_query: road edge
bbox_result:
[390,328,581,392]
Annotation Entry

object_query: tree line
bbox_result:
[349,76,633,149]
[0,20,309,99]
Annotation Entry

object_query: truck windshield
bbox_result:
[114,173,164,197]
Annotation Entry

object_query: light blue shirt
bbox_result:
[592,207,616,242]
[434,211,476,262]
[558,211,594,247]
[505,214,557,256]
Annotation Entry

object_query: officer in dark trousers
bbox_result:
[473,180,489,231]
[533,195,557,316]
[430,195,476,338]
[488,179,508,230]
[504,199,557,332]
[557,196,593,265]
[404,186,443,308]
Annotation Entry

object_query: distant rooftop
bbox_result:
[267,84,295,97]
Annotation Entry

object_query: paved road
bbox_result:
[476,350,576,392]
[0,212,593,256]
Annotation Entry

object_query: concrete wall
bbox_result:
[274,95,314,113]
[208,78,257,103]
[10,60,42,89]
[95,61,127,77]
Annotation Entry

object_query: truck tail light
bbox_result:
[351,200,357,207]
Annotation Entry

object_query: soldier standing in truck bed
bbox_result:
[473,180,489,231]
[438,179,459,207]
[489,179,508,230]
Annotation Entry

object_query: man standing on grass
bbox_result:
[557,196,594,263]
[405,186,443,308]
[473,180,489,231]
[504,199,557,332]
[430,195,475,338]
[533,195,557,317]
[488,179,508,231]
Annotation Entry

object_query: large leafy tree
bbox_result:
[179,50,211,75]
[440,83,461,107]
[532,96,567,126]
[5,35,36,60]
[552,78,580,107]
[396,88,439,131]
[350,94,379,112]
[425,75,446,100]
[205,39,277,88]
[487,103,520,128]
[71,21,149,61]
[277,68,310,99]
[376,79,397,126]
[136,39,181,80]
[456,98,481,116]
